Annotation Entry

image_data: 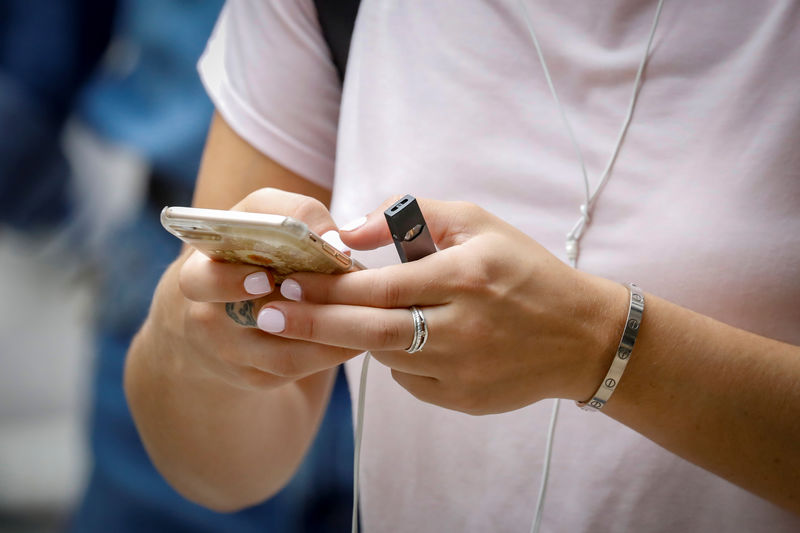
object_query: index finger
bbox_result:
[287,249,462,308]
[340,197,493,252]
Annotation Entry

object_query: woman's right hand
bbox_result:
[125,187,360,511]
[149,187,361,391]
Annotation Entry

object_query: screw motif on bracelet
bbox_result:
[577,283,644,412]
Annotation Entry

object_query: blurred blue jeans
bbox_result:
[0,73,71,228]
[0,0,114,230]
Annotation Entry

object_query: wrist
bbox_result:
[568,275,631,403]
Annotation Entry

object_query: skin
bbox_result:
[125,112,800,515]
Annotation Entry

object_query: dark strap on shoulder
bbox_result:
[313,0,361,83]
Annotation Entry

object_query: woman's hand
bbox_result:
[126,187,364,509]
[161,188,363,391]
[125,114,369,511]
[255,198,629,414]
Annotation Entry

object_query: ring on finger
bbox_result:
[406,306,429,354]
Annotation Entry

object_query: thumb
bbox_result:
[339,196,488,251]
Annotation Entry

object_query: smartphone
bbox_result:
[161,206,365,282]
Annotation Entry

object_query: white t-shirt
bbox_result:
[199,1,800,531]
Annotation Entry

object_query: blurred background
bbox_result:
[0,1,353,532]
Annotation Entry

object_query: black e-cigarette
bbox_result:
[384,195,437,263]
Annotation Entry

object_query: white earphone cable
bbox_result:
[519,1,665,532]
[351,353,371,533]
[528,398,560,533]
[520,0,665,257]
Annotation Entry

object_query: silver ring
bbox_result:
[406,306,428,354]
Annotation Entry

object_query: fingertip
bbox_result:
[280,278,303,301]
[244,271,274,296]
[339,214,393,250]
[339,216,368,232]
[257,307,286,333]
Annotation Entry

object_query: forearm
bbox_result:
[125,265,335,512]
[599,288,800,513]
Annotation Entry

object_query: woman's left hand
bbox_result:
[256,198,629,415]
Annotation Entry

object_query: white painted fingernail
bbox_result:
[340,216,367,232]
[244,272,273,295]
[257,308,285,333]
[321,229,350,253]
[280,279,302,301]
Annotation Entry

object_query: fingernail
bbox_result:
[340,215,367,232]
[244,272,273,295]
[280,279,302,301]
[257,307,285,333]
[321,230,350,253]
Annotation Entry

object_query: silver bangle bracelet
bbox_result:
[577,283,645,412]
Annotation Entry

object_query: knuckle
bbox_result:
[384,280,403,308]
[292,196,327,224]
[468,315,493,342]
[462,307,495,344]
[186,302,217,328]
[237,366,284,389]
[370,274,402,308]
[301,313,317,341]
[456,261,492,294]
[373,317,403,348]
[453,200,482,218]
[449,313,484,347]
[247,187,277,206]
[450,385,484,415]
[267,351,302,378]
[284,307,316,341]
[177,263,200,301]
[453,199,474,211]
